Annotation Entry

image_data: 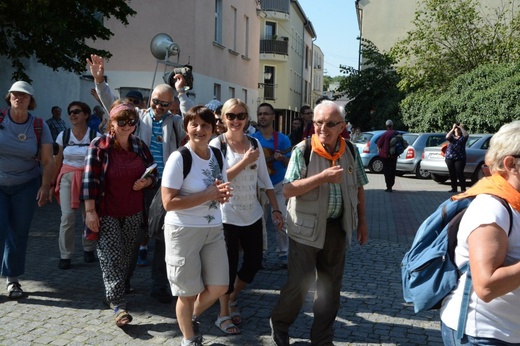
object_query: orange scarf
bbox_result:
[452,173,520,212]
[311,134,345,166]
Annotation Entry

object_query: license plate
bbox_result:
[428,152,442,159]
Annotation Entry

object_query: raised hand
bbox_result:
[86,54,106,84]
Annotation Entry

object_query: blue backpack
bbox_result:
[401,195,512,338]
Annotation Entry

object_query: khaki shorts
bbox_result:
[164,224,229,297]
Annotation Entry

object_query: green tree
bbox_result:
[338,39,404,130]
[391,0,520,92]
[401,62,520,133]
[0,0,136,81]
[323,75,333,91]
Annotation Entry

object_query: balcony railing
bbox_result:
[261,84,275,100]
[261,0,290,13]
[260,38,288,55]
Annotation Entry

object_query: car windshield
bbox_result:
[467,136,482,148]
[354,132,374,144]
[403,134,418,145]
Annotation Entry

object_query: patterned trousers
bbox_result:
[97,212,143,309]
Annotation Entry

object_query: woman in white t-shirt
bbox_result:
[440,121,520,345]
[51,101,100,270]
[161,105,233,346]
[209,98,284,335]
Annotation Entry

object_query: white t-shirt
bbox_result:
[56,130,100,168]
[162,144,227,227]
[209,136,273,226]
[440,194,520,342]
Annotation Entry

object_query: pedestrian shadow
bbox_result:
[119,322,177,340]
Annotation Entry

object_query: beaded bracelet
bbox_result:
[272,210,282,215]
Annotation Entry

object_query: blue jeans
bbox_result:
[0,177,39,277]
[442,321,520,346]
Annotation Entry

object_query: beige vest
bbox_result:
[286,142,358,249]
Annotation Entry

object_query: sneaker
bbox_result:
[7,282,23,299]
[137,249,149,266]
[84,251,96,263]
[58,259,72,270]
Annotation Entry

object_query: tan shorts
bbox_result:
[164,224,229,297]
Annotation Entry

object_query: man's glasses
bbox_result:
[257,112,273,116]
[313,120,344,128]
[303,112,313,116]
[127,98,141,106]
[225,112,248,121]
[68,109,82,115]
[116,118,138,127]
[152,98,171,107]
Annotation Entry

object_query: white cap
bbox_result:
[9,81,34,96]
[385,119,394,127]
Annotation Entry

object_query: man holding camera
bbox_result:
[87,54,194,304]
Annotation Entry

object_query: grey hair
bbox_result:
[485,121,520,174]
[313,100,345,121]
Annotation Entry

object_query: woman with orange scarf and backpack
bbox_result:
[441,121,520,345]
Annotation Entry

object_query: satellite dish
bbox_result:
[150,33,180,60]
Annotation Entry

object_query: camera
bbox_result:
[163,65,194,90]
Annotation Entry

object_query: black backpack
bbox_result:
[62,128,97,150]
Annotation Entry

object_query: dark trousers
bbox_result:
[382,157,397,189]
[271,218,347,345]
[445,158,466,191]
[223,218,264,293]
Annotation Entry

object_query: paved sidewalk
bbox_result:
[0,173,454,345]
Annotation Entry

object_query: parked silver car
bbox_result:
[421,134,493,184]
[396,133,446,179]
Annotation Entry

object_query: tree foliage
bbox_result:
[338,39,404,131]
[0,0,136,81]
[390,0,520,92]
[401,62,520,133]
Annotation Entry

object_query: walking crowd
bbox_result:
[1,53,519,346]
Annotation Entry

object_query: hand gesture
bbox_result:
[243,147,260,165]
[210,179,233,204]
[133,177,153,191]
[90,88,101,103]
[85,211,100,233]
[274,151,285,162]
[272,212,284,230]
[174,74,186,90]
[86,54,106,84]
[321,165,344,184]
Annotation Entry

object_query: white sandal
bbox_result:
[214,315,240,335]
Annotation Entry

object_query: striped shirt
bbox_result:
[148,111,165,178]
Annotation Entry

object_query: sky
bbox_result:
[297,0,360,77]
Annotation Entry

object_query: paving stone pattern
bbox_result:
[0,173,455,345]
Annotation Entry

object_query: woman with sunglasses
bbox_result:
[209,98,283,335]
[81,101,158,327]
[50,101,100,270]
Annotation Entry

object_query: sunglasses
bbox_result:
[215,118,223,124]
[152,98,171,107]
[116,118,138,127]
[225,112,248,121]
[68,109,83,115]
[128,98,141,105]
[313,120,344,128]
